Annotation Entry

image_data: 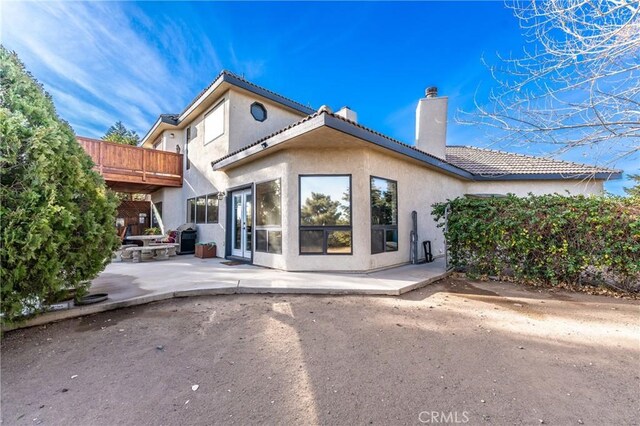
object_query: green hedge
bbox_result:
[432,194,640,291]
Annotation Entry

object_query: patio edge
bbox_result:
[3,271,451,332]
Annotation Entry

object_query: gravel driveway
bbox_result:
[2,278,638,425]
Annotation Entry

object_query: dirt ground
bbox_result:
[2,278,639,425]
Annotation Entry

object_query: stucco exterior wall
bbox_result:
[149,88,304,249]
[278,147,467,272]
[224,153,291,270]
[466,179,604,196]
[146,86,608,272]
[228,90,305,154]
[151,114,228,245]
[153,137,607,272]
[219,145,607,272]
[186,93,231,161]
[150,187,183,232]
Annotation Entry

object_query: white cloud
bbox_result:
[229,43,265,79]
[1,1,222,137]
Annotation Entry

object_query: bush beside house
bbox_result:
[432,194,640,291]
[0,47,119,324]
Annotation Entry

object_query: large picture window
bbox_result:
[371,176,398,254]
[187,194,219,224]
[299,175,352,255]
[204,100,224,144]
[255,179,282,254]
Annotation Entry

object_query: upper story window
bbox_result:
[250,102,267,122]
[371,176,398,254]
[204,100,224,144]
[299,175,352,255]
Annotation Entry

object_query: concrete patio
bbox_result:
[14,255,449,329]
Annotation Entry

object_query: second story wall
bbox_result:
[228,89,306,155]
[156,129,185,154]
[183,93,231,162]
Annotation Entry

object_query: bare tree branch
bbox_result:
[459,0,640,166]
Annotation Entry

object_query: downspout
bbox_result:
[410,211,418,264]
[444,203,451,271]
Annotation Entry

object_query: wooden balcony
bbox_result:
[78,137,183,193]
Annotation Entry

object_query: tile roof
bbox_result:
[159,114,179,125]
[178,70,314,118]
[211,111,324,166]
[212,109,463,171]
[212,109,621,181]
[445,146,620,177]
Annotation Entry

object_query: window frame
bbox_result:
[203,99,225,145]
[370,175,399,254]
[206,193,219,224]
[250,102,268,122]
[298,174,353,256]
[195,196,206,224]
[186,198,196,223]
[186,194,219,224]
[255,178,282,254]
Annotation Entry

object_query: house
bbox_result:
[135,71,620,272]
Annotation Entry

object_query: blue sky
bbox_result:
[2,1,637,194]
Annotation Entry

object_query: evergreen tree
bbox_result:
[103,120,140,146]
[624,174,640,199]
[0,47,119,324]
[300,193,342,226]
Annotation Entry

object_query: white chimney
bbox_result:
[415,86,447,159]
[335,106,357,123]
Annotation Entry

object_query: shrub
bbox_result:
[0,47,119,324]
[144,227,162,235]
[432,194,640,291]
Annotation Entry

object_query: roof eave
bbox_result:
[212,114,325,171]
[179,72,314,125]
[322,115,475,180]
[139,116,178,147]
[210,114,624,181]
[221,73,315,116]
[212,114,475,180]
[472,171,623,181]
[178,75,227,123]
[143,72,315,148]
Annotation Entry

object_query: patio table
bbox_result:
[125,235,167,261]
[127,235,166,246]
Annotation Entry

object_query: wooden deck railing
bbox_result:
[78,138,183,189]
